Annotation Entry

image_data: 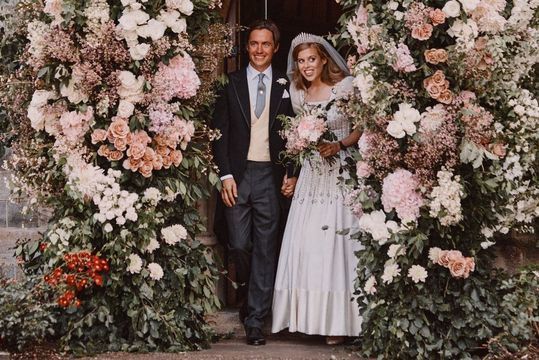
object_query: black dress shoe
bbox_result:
[246,326,266,346]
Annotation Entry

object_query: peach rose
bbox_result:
[123,157,142,172]
[449,257,468,278]
[114,137,128,151]
[435,50,449,63]
[156,145,170,157]
[139,161,153,178]
[127,142,147,160]
[108,150,124,161]
[162,155,173,169]
[431,70,447,87]
[170,150,183,166]
[437,90,454,104]
[91,129,108,144]
[152,154,163,170]
[109,117,130,139]
[132,130,152,144]
[465,257,475,274]
[429,9,446,26]
[425,49,449,64]
[490,142,506,157]
[143,147,156,162]
[97,144,110,157]
[411,23,433,41]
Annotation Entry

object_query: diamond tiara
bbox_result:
[290,32,326,50]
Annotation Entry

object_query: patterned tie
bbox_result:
[254,73,266,119]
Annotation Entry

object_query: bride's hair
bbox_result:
[292,43,345,91]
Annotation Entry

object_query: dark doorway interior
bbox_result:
[239,0,343,72]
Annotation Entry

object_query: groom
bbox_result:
[212,19,297,345]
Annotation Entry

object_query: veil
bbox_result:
[286,32,351,82]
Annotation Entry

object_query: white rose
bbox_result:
[442,0,461,17]
[178,0,194,15]
[138,19,167,41]
[118,11,142,32]
[145,238,160,253]
[480,240,495,249]
[364,275,377,295]
[129,42,151,61]
[28,90,57,131]
[394,103,421,125]
[118,71,145,103]
[381,263,401,284]
[158,9,187,33]
[459,0,480,13]
[388,1,399,10]
[387,120,406,138]
[117,100,135,118]
[428,247,442,263]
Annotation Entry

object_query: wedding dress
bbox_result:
[272,76,363,336]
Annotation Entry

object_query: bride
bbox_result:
[272,33,363,345]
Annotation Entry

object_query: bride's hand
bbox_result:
[318,142,340,158]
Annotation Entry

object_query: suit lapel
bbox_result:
[230,68,251,128]
[269,73,285,129]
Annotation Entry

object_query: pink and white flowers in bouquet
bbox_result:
[279,105,336,167]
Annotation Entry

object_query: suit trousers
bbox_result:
[225,161,280,329]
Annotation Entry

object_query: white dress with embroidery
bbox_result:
[272,77,363,336]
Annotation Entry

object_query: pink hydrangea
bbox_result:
[381,168,424,223]
[59,107,94,143]
[152,53,201,101]
[391,43,417,73]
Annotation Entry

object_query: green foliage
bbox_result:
[0,275,57,352]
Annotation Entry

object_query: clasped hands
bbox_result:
[220,175,298,207]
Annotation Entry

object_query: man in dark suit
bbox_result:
[212,19,297,346]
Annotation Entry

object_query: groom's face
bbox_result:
[247,29,279,72]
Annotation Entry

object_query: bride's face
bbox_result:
[296,47,327,83]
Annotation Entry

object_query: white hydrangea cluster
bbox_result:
[381,261,401,284]
[429,170,464,226]
[65,154,140,229]
[127,253,143,274]
[84,0,110,32]
[508,0,539,30]
[117,0,194,61]
[488,89,539,233]
[161,224,188,245]
[358,210,400,245]
[447,18,479,50]
[142,187,162,206]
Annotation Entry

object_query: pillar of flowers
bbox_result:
[334,0,538,358]
[1,0,231,352]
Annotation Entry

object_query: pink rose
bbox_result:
[411,23,433,41]
[114,137,128,151]
[490,143,506,158]
[139,161,153,178]
[91,129,108,144]
[429,9,446,26]
[449,257,467,278]
[127,143,147,160]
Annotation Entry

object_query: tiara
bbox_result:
[290,32,326,50]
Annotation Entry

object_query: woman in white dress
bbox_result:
[272,33,363,345]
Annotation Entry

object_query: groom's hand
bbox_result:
[281,175,297,198]
[221,178,238,207]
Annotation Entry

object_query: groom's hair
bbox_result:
[247,19,280,45]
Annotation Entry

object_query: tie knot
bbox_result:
[258,73,265,81]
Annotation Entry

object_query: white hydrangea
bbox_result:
[148,262,164,280]
[117,71,145,103]
[508,0,539,30]
[142,187,162,206]
[27,20,50,60]
[458,0,480,13]
[429,170,464,226]
[27,90,58,131]
[161,224,188,245]
[381,261,401,284]
[352,62,375,104]
[407,265,428,283]
[364,275,377,295]
[157,9,188,33]
[84,0,110,32]
[358,210,399,245]
[127,254,143,274]
[145,238,160,253]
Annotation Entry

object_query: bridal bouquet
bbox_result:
[279,103,337,168]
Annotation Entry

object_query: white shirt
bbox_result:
[220,64,273,181]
